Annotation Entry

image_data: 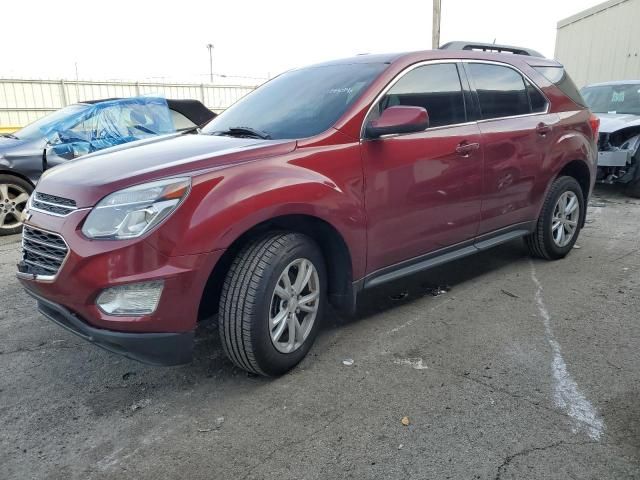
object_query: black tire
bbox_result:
[0,174,33,236]
[525,176,585,260]
[218,232,326,376]
[625,178,640,198]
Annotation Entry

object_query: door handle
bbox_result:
[455,141,480,157]
[536,122,552,136]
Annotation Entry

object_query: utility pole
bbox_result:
[74,62,80,101]
[206,44,214,83]
[432,0,441,49]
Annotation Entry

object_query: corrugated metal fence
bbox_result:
[0,78,258,132]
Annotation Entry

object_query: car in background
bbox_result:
[18,45,597,376]
[0,97,216,235]
[581,81,640,197]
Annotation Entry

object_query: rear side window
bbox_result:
[534,66,586,107]
[468,63,531,119]
[374,63,467,128]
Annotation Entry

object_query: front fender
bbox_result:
[144,149,367,278]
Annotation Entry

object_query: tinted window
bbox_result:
[581,84,640,115]
[527,80,547,113]
[202,63,387,139]
[534,66,586,107]
[373,63,466,128]
[468,63,530,119]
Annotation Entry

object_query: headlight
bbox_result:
[82,177,191,239]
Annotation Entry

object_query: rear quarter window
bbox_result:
[533,66,586,107]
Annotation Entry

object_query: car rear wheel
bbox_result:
[525,176,584,260]
[218,232,326,376]
[0,174,33,236]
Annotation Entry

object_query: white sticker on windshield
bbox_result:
[612,91,625,102]
[329,87,353,94]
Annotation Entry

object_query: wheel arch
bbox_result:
[198,213,356,321]
[0,169,36,188]
[556,159,591,204]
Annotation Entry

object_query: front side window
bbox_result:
[370,63,467,128]
[468,63,532,119]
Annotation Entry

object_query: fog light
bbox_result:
[96,281,164,316]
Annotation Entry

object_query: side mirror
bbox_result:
[365,106,430,139]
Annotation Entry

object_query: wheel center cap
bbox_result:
[289,298,299,312]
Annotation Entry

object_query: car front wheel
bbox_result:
[0,174,33,236]
[218,232,326,376]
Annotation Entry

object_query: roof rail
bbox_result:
[440,41,544,58]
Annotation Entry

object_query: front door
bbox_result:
[361,62,484,273]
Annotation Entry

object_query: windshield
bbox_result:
[14,104,90,141]
[202,63,388,139]
[581,84,640,115]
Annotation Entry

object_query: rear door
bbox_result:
[464,62,559,235]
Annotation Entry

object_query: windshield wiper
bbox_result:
[210,126,271,140]
[0,132,18,139]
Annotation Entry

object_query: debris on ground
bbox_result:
[129,398,151,412]
[393,358,429,370]
[401,416,410,426]
[122,372,136,381]
[425,285,451,297]
[215,416,225,427]
[389,292,409,301]
[342,358,354,366]
[573,244,581,249]
[500,289,520,299]
[398,444,404,450]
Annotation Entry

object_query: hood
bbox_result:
[36,133,296,207]
[0,135,44,156]
[594,113,640,133]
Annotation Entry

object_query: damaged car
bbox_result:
[581,81,640,197]
[0,97,216,235]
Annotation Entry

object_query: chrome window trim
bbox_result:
[17,225,70,283]
[360,58,551,140]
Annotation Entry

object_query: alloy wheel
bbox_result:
[0,183,29,231]
[269,258,320,354]
[551,191,580,248]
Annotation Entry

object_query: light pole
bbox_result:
[206,43,214,83]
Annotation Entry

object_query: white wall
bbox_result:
[555,0,640,87]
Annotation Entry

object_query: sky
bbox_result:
[1,0,605,85]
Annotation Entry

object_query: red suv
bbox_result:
[17,45,598,376]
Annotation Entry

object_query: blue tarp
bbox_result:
[46,97,175,156]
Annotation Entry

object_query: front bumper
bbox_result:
[24,288,193,365]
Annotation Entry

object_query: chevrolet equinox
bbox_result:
[17,46,598,376]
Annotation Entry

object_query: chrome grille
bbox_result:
[31,192,77,216]
[19,226,69,277]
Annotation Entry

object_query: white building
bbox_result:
[555,0,640,87]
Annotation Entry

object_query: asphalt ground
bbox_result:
[1,185,639,479]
